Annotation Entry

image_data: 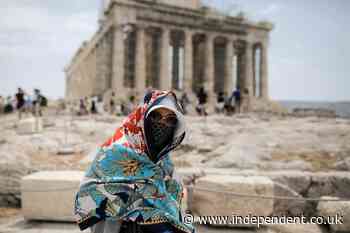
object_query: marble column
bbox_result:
[225,39,234,95]
[260,43,269,99]
[160,28,171,90]
[172,42,180,89]
[184,30,193,93]
[244,42,254,98]
[135,26,146,99]
[204,33,215,106]
[102,37,109,92]
[112,26,125,94]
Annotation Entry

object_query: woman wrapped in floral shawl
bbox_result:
[74,90,194,233]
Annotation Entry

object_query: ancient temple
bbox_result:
[65,0,273,108]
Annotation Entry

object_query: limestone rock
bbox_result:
[317,196,350,233]
[21,171,84,222]
[273,182,306,216]
[335,158,350,171]
[193,175,274,227]
[307,173,350,199]
[0,145,32,206]
[269,172,311,195]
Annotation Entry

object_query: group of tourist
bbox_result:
[74,93,137,117]
[180,86,248,116]
[0,88,47,119]
[72,87,249,118]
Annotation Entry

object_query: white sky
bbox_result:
[1,0,349,101]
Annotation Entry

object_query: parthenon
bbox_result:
[65,0,273,108]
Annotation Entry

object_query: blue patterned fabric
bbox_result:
[74,91,194,233]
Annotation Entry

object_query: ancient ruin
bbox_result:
[65,0,273,108]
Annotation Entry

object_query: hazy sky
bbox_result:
[1,0,349,101]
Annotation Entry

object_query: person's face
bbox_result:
[145,107,178,153]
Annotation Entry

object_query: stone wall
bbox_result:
[293,108,337,118]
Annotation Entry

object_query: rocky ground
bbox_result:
[0,112,349,232]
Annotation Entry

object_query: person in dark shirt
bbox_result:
[215,91,225,114]
[196,87,208,116]
[15,88,25,119]
[180,92,190,115]
[0,95,4,114]
[233,88,241,114]
[90,99,98,114]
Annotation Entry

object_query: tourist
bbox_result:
[215,91,225,114]
[33,89,48,117]
[180,92,190,115]
[123,95,136,115]
[24,93,33,115]
[96,95,105,114]
[196,87,208,116]
[224,92,234,116]
[233,88,241,114]
[4,96,14,114]
[0,95,4,114]
[15,88,26,120]
[109,92,116,115]
[78,99,88,116]
[242,88,250,112]
[90,99,98,114]
[74,90,193,233]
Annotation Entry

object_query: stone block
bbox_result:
[21,171,84,222]
[317,196,350,232]
[43,117,56,128]
[192,175,274,227]
[272,182,306,217]
[17,117,43,135]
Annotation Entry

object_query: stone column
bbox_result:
[244,42,254,98]
[102,37,109,92]
[184,30,193,93]
[204,33,215,107]
[112,26,125,94]
[160,28,171,90]
[135,26,146,99]
[225,39,234,95]
[172,43,180,89]
[260,43,269,99]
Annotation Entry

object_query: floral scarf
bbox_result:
[74,90,194,233]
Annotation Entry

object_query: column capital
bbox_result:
[184,29,194,36]
[206,33,216,41]
[161,27,171,34]
[245,40,254,49]
[226,35,237,43]
[226,38,235,45]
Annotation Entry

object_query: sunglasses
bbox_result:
[148,110,178,127]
